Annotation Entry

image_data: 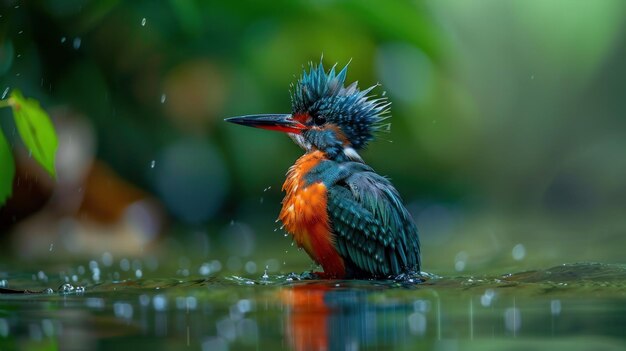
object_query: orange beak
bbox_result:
[225,114,306,134]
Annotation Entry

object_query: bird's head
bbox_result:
[226,62,390,161]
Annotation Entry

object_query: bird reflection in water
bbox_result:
[281,283,427,351]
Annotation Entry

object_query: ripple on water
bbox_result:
[0,262,625,351]
[1,262,626,298]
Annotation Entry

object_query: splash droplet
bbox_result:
[262,266,269,280]
[550,299,561,315]
[58,283,75,294]
[73,37,81,50]
[512,244,526,261]
[141,18,147,26]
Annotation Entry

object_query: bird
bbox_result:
[226,61,420,279]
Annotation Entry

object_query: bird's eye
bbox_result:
[313,115,326,126]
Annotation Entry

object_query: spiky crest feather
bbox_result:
[290,61,391,150]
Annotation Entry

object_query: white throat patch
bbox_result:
[288,133,312,151]
[289,133,363,163]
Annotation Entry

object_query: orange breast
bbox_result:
[279,151,345,278]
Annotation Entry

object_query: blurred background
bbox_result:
[1,0,626,276]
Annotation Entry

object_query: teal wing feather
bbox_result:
[326,169,420,278]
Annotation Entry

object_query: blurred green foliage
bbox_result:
[0,118,13,203]
[0,90,57,204]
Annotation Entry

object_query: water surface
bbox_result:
[1,262,625,350]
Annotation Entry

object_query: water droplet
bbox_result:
[37,271,47,281]
[120,258,130,271]
[211,260,222,272]
[102,252,113,266]
[150,160,156,168]
[259,197,264,204]
[244,261,257,274]
[60,37,66,43]
[550,299,561,315]
[199,263,211,276]
[455,251,468,272]
[57,283,75,294]
[139,294,150,307]
[91,266,101,282]
[141,18,147,26]
[512,244,526,261]
[72,37,81,50]
[114,302,134,319]
[262,266,269,280]
[0,280,7,287]
[153,294,167,311]
[160,93,166,103]
[49,243,54,252]
[480,289,495,307]
[75,286,85,294]
[1,87,9,99]
[504,307,521,333]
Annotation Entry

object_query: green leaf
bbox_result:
[9,90,58,178]
[0,129,15,204]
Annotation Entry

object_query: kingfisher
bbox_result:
[226,62,420,279]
